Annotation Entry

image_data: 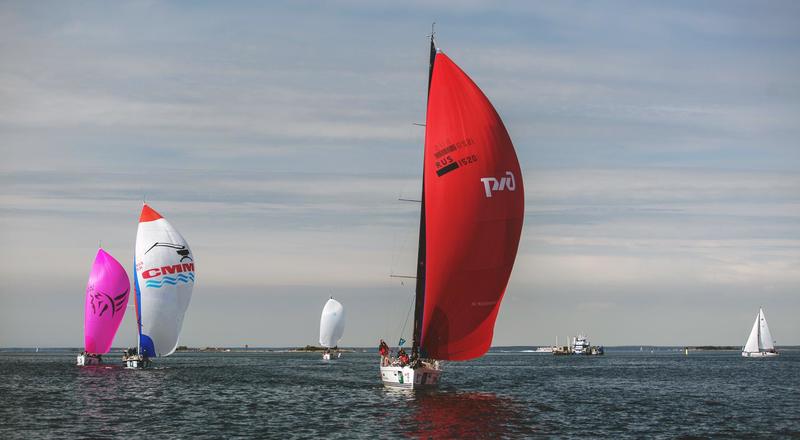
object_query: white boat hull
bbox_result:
[380,362,442,389]
[124,355,150,369]
[76,354,102,366]
[322,350,342,360]
[741,351,779,358]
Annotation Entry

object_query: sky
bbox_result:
[1,1,798,348]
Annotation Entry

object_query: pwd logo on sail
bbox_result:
[480,171,516,198]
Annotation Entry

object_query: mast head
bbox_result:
[427,21,438,49]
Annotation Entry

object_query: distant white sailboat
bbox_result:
[319,297,345,360]
[741,307,778,358]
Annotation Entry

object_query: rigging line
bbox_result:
[389,231,401,276]
[394,287,415,347]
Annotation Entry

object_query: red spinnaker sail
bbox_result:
[421,52,524,361]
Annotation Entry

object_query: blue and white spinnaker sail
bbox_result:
[134,203,195,357]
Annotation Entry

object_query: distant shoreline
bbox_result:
[685,346,740,351]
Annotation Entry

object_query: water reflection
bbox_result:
[406,391,536,438]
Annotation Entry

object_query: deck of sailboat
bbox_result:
[741,351,779,358]
[380,362,442,389]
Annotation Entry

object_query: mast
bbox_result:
[134,258,141,355]
[411,30,437,359]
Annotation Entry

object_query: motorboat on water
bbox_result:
[572,334,590,354]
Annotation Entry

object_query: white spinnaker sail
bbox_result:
[319,298,345,348]
[758,308,774,351]
[743,313,760,353]
[134,204,195,357]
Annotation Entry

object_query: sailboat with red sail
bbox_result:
[380,34,525,389]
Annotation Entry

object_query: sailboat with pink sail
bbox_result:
[380,32,525,389]
[77,248,130,366]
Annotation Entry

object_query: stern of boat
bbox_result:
[124,355,150,369]
[742,351,779,358]
[380,362,442,389]
[76,354,102,367]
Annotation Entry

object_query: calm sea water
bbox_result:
[1,349,798,439]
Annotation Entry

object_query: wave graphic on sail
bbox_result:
[145,273,196,288]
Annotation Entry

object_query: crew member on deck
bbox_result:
[398,348,409,366]
[378,339,390,366]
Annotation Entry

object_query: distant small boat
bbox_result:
[742,307,778,358]
[552,334,603,355]
[533,346,554,353]
[572,334,590,354]
[77,248,130,366]
[319,297,345,360]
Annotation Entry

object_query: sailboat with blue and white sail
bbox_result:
[125,203,195,368]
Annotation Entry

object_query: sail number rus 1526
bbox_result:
[433,138,478,177]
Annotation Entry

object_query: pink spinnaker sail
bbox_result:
[84,248,130,354]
